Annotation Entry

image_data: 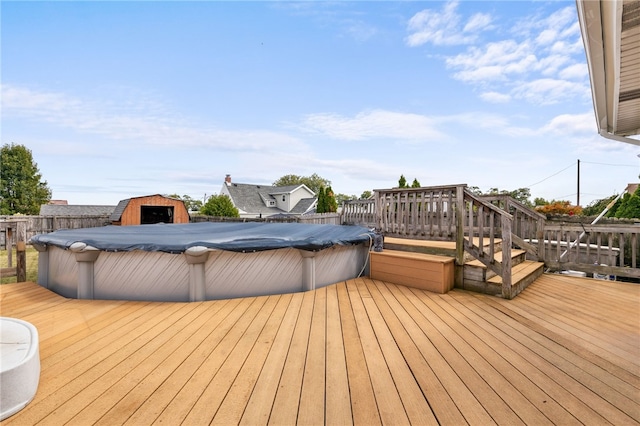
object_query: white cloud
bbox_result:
[437,4,588,106]
[511,78,590,105]
[446,40,537,82]
[540,112,596,135]
[298,109,445,142]
[480,91,511,103]
[1,84,308,153]
[463,12,493,33]
[405,0,492,47]
[559,63,589,80]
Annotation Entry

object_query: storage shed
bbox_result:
[109,195,190,226]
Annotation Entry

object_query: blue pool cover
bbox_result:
[30,222,375,254]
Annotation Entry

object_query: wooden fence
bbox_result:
[0,215,111,246]
[0,219,27,281]
[0,213,343,247]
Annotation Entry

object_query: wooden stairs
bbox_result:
[372,237,544,298]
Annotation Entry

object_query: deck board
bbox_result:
[1,275,639,425]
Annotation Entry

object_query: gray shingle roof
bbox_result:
[39,204,116,216]
[290,198,316,214]
[225,183,316,216]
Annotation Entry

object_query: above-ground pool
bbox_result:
[30,222,374,302]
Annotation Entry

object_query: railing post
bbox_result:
[501,214,512,299]
[455,186,465,287]
[375,191,383,233]
[536,217,545,261]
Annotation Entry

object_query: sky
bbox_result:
[2,0,639,208]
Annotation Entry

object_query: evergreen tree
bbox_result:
[398,175,407,188]
[326,186,338,213]
[316,187,326,213]
[0,143,51,214]
[411,178,421,188]
[614,186,640,219]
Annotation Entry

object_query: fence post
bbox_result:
[16,241,26,282]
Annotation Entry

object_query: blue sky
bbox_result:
[2,0,638,207]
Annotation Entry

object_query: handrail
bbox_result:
[479,195,545,260]
[463,189,514,298]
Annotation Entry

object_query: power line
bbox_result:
[526,162,575,187]
[580,160,638,168]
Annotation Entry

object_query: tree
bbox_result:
[484,187,533,207]
[200,194,239,217]
[334,193,357,206]
[582,195,618,216]
[316,187,326,213]
[614,186,640,219]
[325,186,338,213]
[272,173,330,195]
[411,178,421,188]
[398,175,407,188]
[1,143,51,214]
[360,190,372,199]
[167,194,203,212]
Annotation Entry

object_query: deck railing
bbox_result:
[479,195,546,261]
[373,185,462,240]
[341,199,376,227]
[343,185,640,292]
[462,189,514,297]
[543,223,640,279]
[344,185,515,297]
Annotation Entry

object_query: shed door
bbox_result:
[140,206,174,224]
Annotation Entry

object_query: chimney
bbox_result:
[225,174,231,185]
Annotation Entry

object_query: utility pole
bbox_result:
[577,159,580,207]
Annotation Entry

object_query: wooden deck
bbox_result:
[1,275,639,425]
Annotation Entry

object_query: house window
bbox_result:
[140,206,174,224]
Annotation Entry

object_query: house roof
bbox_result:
[289,197,317,214]
[224,183,317,216]
[577,0,640,145]
[39,204,116,216]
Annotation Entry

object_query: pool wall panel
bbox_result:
[204,248,303,300]
[94,251,190,302]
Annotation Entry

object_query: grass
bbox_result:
[1,246,39,284]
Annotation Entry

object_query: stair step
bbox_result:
[465,249,526,268]
[487,260,544,286]
[463,249,527,282]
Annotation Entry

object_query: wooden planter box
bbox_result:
[370,250,454,294]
